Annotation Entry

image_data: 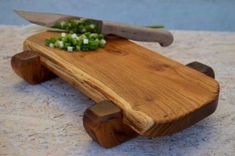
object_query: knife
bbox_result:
[15,10,173,47]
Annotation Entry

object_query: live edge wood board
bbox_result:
[12,31,219,144]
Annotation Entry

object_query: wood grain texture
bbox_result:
[22,31,219,136]
[83,100,138,148]
[11,51,56,84]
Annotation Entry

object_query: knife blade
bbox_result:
[15,10,173,46]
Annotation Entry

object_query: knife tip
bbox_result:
[14,9,23,15]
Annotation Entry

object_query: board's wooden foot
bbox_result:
[186,61,215,78]
[11,51,56,84]
[83,101,138,148]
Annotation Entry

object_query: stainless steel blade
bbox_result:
[15,10,173,46]
[15,10,102,29]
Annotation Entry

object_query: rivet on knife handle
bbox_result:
[102,21,174,47]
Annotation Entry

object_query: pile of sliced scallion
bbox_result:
[45,18,105,52]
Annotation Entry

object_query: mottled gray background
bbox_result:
[1,1,235,156]
[0,0,235,31]
[1,26,235,156]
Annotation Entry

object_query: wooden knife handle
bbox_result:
[102,21,174,47]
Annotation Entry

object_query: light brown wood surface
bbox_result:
[23,31,219,136]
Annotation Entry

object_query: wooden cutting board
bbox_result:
[22,31,219,136]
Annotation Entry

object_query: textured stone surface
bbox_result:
[0,25,235,156]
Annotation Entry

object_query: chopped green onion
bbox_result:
[83,38,89,44]
[52,18,101,34]
[99,39,106,47]
[61,32,66,37]
[46,18,106,52]
[49,43,54,48]
[45,32,106,52]
[67,46,73,52]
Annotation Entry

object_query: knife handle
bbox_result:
[102,21,173,47]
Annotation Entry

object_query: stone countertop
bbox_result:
[0,25,235,156]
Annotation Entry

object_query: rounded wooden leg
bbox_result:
[11,51,56,84]
[83,101,138,148]
[186,61,215,78]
